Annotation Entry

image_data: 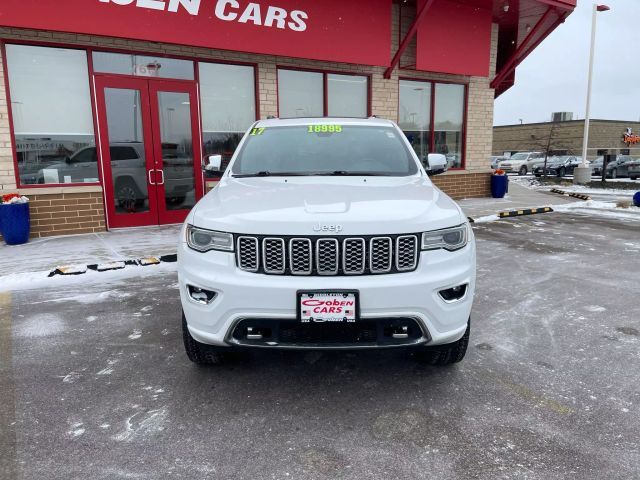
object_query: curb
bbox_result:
[498,207,554,218]
[48,253,177,277]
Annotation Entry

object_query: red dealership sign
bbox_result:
[0,0,392,67]
[416,0,492,77]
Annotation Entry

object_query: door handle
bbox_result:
[156,169,165,185]
[148,169,156,185]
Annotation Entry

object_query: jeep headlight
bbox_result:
[421,224,468,251]
[186,225,234,252]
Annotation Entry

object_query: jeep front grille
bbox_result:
[235,234,419,276]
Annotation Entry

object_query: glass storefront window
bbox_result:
[398,79,466,169]
[399,80,431,165]
[278,69,323,118]
[434,83,465,168]
[199,62,256,176]
[327,73,367,117]
[278,69,370,119]
[6,45,97,185]
[93,52,194,80]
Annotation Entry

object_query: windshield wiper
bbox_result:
[233,171,398,178]
[326,171,393,176]
[233,171,319,178]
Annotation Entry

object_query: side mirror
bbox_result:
[203,154,222,173]
[424,153,447,176]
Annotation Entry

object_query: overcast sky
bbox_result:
[494,0,639,126]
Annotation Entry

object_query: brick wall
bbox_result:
[431,172,492,199]
[0,191,105,240]
[0,4,498,238]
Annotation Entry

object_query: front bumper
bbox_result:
[178,235,476,349]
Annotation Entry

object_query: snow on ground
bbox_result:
[510,175,638,198]
[0,261,177,293]
[471,200,640,224]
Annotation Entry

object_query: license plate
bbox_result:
[298,291,358,323]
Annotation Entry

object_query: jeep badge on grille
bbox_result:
[313,223,343,233]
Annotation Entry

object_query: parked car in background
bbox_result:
[533,155,582,177]
[627,158,640,180]
[491,156,506,169]
[499,151,544,175]
[591,155,635,178]
[37,143,195,209]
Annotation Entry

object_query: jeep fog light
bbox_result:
[439,284,468,302]
[187,285,217,305]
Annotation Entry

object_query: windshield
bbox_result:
[509,153,530,160]
[231,125,418,177]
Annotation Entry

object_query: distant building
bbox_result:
[493,120,640,160]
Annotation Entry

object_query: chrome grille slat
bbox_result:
[289,238,312,275]
[370,237,392,273]
[316,238,339,275]
[342,238,365,275]
[396,235,418,271]
[235,234,419,275]
[262,237,286,274]
[237,236,259,272]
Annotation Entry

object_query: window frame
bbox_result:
[399,77,468,170]
[276,66,372,118]
[1,38,260,189]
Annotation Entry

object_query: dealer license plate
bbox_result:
[298,291,358,323]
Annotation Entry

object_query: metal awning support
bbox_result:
[384,0,436,79]
[490,5,560,90]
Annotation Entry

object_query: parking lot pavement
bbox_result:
[1,213,639,480]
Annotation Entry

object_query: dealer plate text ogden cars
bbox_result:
[178,117,475,365]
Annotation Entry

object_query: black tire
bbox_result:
[558,167,566,178]
[534,174,541,178]
[631,176,637,181]
[518,165,527,176]
[115,178,144,211]
[182,313,226,365]
[416,320,470,366]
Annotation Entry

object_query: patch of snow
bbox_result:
[128,329,142,340]
[15,314,64,338]
[585,305,606,313]
[67,422,85,437]
[61,372,81,383]
[472,214,500,223]
[97,367,114,376]
[0,262,177,293]
[112,408,168,442]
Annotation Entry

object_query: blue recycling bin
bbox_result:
[491,174,509,199]
[0,203,31,245]
[634,191,640,207]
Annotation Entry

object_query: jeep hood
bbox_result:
[190,176,464,236]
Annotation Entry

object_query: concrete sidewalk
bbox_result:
[458,181,579,219]
[0,224,181,276]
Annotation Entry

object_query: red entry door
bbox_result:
[95,76,203,228]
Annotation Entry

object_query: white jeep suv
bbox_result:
[178,118,475,365]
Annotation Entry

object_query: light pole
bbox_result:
[574,3,610,185]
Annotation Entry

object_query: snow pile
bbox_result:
[553,200,640,220]
[0,261,177,293]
